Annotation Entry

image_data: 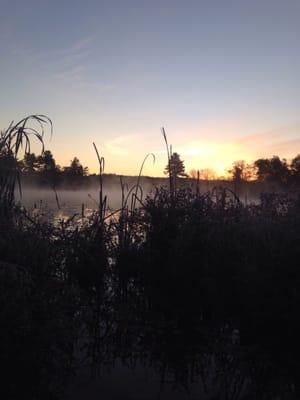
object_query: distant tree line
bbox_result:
[2,147,300,189]
[229,155,300,185]
[19,151,89,188]
[189,154,300,186]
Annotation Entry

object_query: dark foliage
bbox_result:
[1,117,300,399]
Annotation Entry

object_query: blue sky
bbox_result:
[0,0,300,175]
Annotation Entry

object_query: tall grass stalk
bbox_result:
[0,115,52,210]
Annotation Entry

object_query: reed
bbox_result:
[0,115,52,212]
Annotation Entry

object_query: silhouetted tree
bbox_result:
[37,150,56,171]
[229,161,245,183]
[254,156,290,184]
[37,150,61,187]
[229,160,254,182]
[63,157,88,187]
[64,157,88,177]
[22,152,38,173]
[164,152,187,179]
[291,154,300,181]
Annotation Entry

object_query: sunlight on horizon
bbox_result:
[1,1,299,178]
[73,128,299,177]
[8,118,300,178]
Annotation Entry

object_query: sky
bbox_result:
[0,0,300,176]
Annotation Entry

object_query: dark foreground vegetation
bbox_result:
[1,116,300,399]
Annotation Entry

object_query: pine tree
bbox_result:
[164,152,187,179]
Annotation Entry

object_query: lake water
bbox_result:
[15,187,142,220]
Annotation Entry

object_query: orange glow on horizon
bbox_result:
[41,122,300,178]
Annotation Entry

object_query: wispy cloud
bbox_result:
[234,122,300,158]
[6,34,115,91]
[105,135,138,156]
[50,36,93,88]
[48,36,116,91]
[237,122,300,141]
[54,65,85,81]
[7,34,93,61]
[71,36,94,52]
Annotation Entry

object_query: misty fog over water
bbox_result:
[15,180,270,219]
[15,182,268,220]
[15,184,154,218]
